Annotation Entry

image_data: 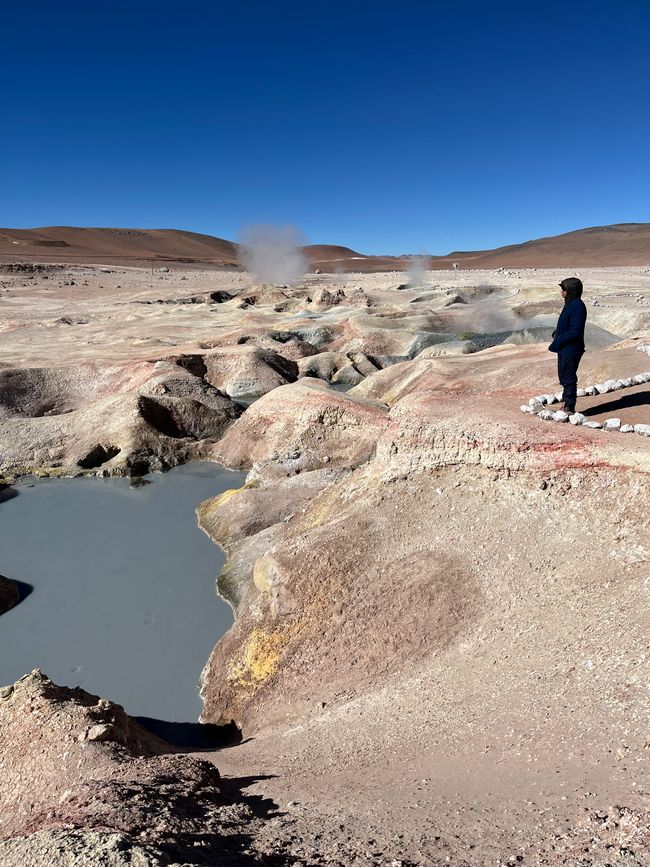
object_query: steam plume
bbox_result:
[406,255,431,289]
[456,291,519,334]
[238,224,308,285]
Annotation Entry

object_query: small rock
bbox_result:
[634,423,650,436]
[620,424,634,433]
[520,405,532,413]
[552,410,569,422]
[569,412,586,425]
[583,420,603,429]
[86,723,115,742]
[584,385,598,396]
[604,418,621,431]
[539,409,554,421]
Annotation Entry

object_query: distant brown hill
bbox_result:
[0,223,648,270]
[441,223,650,269]
[0,226,238,266]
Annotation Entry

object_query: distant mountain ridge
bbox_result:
[0,223,648,270]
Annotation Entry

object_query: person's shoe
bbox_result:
[563,404,575,414]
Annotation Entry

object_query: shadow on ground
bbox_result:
[135,716,243,751]
[159,774,289,867]
[0,484,19,505]
[583,388,650,417]
[12,580,34,604]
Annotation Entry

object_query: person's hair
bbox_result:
[560,277,583,303]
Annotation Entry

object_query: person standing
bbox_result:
[548,277,587,413]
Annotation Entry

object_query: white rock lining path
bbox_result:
[520,344,650,437]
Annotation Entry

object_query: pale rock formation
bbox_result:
[309,287,346,309]
[0,361,240,479]
[202,345,299,400]
[331,365,364,386]
[211,378,389,478]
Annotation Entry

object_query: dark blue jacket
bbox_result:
[548,297,587,354]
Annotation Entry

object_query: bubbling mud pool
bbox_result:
[0,461,246,720]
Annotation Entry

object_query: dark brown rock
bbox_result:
[0,575,19,614]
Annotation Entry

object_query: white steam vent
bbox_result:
[238,224,308,286]
[406,255,431,289]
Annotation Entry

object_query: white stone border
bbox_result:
[519,344,650,437]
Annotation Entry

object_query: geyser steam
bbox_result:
[406,255,431,289]
[238,224,308,285]
[457,288,519,334]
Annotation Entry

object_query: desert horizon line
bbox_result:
[2,220,649,261]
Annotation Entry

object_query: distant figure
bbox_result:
[452,262,459,271]
[548,277,587,413]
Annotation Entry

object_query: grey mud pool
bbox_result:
[0,461,246,721]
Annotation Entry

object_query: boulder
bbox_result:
[310,287,345,309]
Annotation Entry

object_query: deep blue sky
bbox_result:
[2,1,649,254]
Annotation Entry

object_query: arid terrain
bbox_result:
[2,222,650,270]
[0,249,649,866]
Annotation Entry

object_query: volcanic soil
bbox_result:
[0,261,648,865]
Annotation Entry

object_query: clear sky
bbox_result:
[2,0,649,254]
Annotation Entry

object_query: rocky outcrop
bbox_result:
[0,361,241,478]
[211,378,389,478]
[0,671,269,865]
[202,346,299,401]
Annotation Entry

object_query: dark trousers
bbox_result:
[557,349,583,409]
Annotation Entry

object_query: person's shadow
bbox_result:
[583,388,650,417]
